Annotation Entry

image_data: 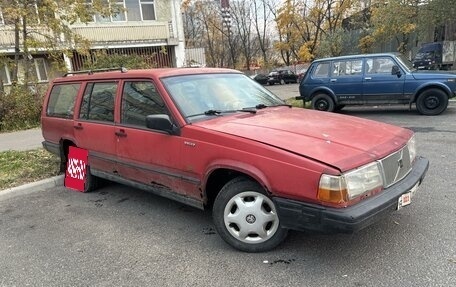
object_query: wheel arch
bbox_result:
[203,162,272,210]
[58,138,77,172]
[412,83,451,103]
[310,88,338,105]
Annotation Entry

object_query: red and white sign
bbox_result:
[65,146,88,192]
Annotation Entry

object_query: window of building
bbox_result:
[79,82,117,122]
[46,83,81,118]
[0,9,4,25]
[33,58,48,82]
[0,65,11,85]
[140,0,155,20]
[121,81,166,126]
[112,0,127,21]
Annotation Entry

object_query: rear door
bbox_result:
[362,56,407,104]
[73,81,118,173]
[329,58,364,104]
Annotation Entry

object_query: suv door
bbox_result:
[74,81,118,173]
[362,56,407,104]
[115,80,198,199]
[329,59,364,104]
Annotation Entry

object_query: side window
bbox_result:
[46,83,80,118]
[121,81,167,127]
[313,62,330,78]
[332,60,362,76]
[366,57,396,74]
[79,82,117,122]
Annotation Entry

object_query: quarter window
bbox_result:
[313,62,330,78]
[46,83,80,118]
[121,81,166,127]
[79,82,117,122]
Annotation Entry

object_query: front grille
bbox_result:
[379,145,412,187]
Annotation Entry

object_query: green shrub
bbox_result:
[0,85,43,132]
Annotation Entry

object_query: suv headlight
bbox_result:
[318,162,384,205]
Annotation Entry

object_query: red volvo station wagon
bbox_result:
[41,67,429,252]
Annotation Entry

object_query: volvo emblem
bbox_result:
[245,214,256,224]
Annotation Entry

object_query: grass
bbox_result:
[285,97,311,108]
[0,148,61,190]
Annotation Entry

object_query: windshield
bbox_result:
[395,54,415,72]
[162,73,285,121]
[414,51,434,60]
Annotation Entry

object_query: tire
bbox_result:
[212,177,288,252]
[311,93,335,112]
[280,79,285,85]
[416,88,448,116]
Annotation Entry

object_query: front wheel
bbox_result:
[311,93,335,112]
[416,89,448,116]
[212,177,288,252]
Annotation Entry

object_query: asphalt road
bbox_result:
[1,85,455,286]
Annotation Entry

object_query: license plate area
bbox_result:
[397,183,419,210]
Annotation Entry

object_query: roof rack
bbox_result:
[63,67,128,77]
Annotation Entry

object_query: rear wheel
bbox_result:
[212,177,288,252]
[311,93,335,112]
[280,79,285,85]
[416,88,448,116]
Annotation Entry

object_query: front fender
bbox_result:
[411,82,452,103]
[203,159,272,194]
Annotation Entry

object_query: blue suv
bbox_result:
[298,53,456,115]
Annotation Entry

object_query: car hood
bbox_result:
[194,108,412,172]
[411,70,456,79]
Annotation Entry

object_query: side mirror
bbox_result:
[145,114,180,135]
[392,65,402,77]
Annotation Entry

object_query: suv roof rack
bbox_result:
[63,67,128,77]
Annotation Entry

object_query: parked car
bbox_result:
[249,73,269,85]
[298,52,456,115]
[267,69,298,85]
[42,67,429,252]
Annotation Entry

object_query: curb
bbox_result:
[0,175,64,201]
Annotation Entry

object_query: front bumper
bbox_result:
[273,156,429,233]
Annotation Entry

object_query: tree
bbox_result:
[369,0,421,54]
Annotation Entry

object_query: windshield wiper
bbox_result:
[204,109,222,115]
[253,103,292,109]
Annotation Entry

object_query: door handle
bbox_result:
[73,123,83,130]
[115,130,127,137]
[364,77,372,80]
[330,79,337,82]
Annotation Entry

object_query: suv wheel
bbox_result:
[311,94,335,112]
[416,88,448,116]
[212,177,288,252]
[280,79,285,85]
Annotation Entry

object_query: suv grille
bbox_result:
[379,145,412,188]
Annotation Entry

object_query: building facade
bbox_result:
[0,0,185,86]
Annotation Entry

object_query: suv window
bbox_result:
[313,62,330,78]
[366,57,395,74]
[121,81,167,127]
[332,60,363,76]
[79,82,117,122]
[46,83,80,118]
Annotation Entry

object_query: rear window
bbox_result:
[46,83,80,118]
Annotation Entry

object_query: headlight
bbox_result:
[407,135,416,163]
[318,162,384,205]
